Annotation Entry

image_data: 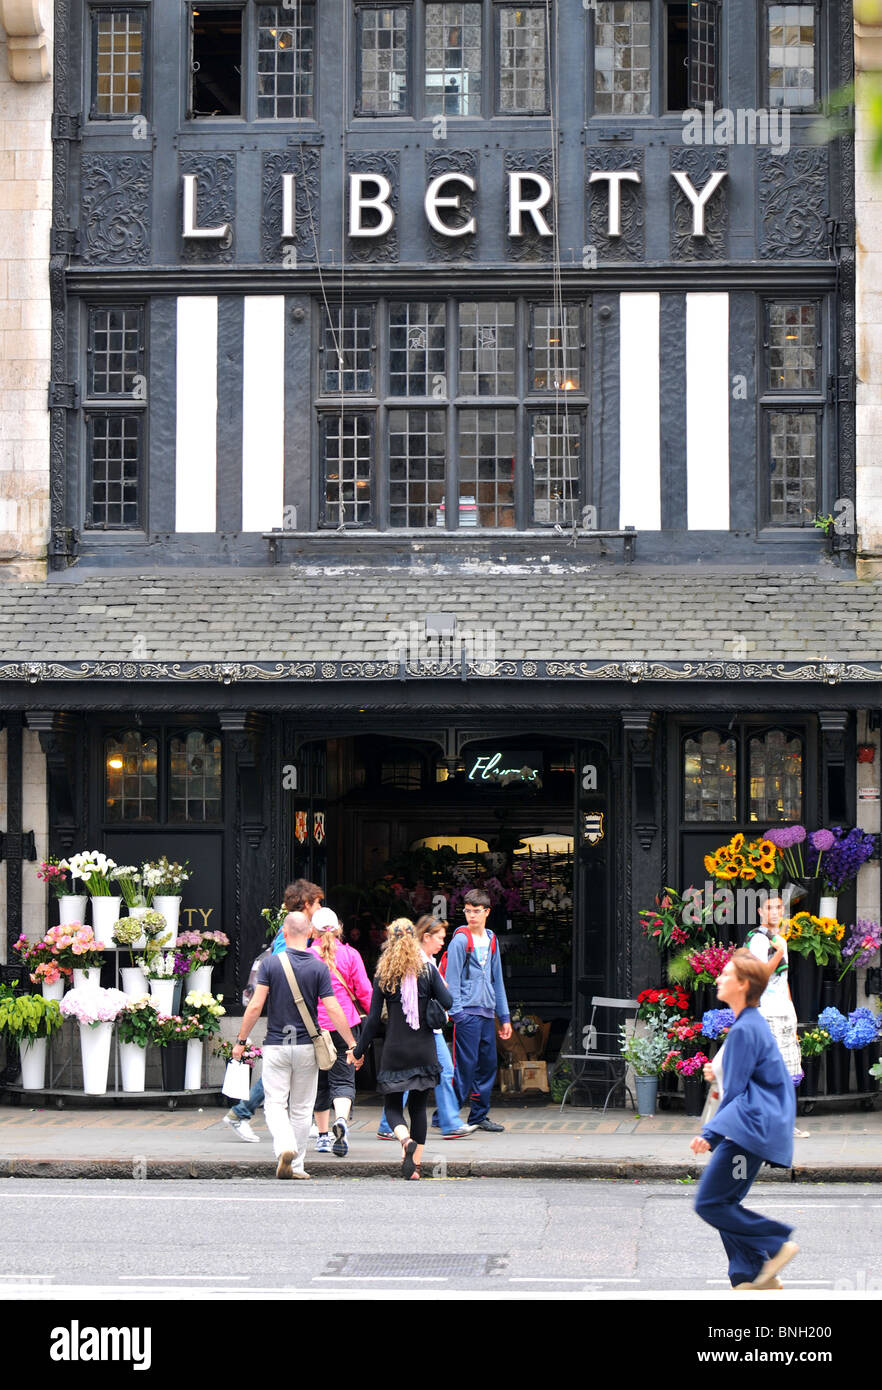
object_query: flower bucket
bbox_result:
[185,1039,203,1090]
[41,978,65,1003]
[59,895,88,927]
[186,966,213,995]
[161,1040,187,1091]
[120,1041,147,1093]
[818,895,838,921]
[121,967,149,998]
[801,1056,821,1098]
[149,978,176,1014]
[682,1077,705,1117]
[634,1075,658,1116]
[72,967,101,995]
[90,895,122,947]
[153,896,181,937]
[79,1020,114,1094]
[19,1038,48,1091]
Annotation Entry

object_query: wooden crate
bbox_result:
[514,1059,549,1093]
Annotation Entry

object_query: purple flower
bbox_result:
[810,829,835,852]
[790,826,806,844]
[764,827,796,849]
[822,827,878,893]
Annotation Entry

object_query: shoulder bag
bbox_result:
[425,962,449,1030]
[278,953,337,1070]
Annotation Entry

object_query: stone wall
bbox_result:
[0,6,52,581]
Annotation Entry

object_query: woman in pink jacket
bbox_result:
[309,907,373,1157]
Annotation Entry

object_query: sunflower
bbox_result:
[758,839,777,857]
[758,857,777,874]
[835,925,845,940]
[716,865,738,881]
[704,854,719,875]
[729,833,745,853]
[740,867,757,881]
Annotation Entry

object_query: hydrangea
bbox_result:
[60,986,128,1026]
[702,1008,735,1039]
[817,1006,848,1042]
[844,1015,880,1050]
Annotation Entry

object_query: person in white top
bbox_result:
[745,895,808,1139]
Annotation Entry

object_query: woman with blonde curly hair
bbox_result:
[350,917,453,1179]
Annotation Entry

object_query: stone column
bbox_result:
[856,11,882,576]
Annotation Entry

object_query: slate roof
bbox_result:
[0,563,879,667]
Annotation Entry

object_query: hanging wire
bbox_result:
[544,0,572,528]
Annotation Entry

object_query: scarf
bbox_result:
[401,970,420,1030]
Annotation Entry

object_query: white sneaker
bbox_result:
[224,1115,260,1143]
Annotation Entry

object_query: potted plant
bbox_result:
[798,1025,832,1099]
[110,865,149,937]
[0,991,63,1090]
[817,1006,882,1096]
[116,995,160,1092]
[664,1049,711,1116]
[135,948,187,1015]
[180,990,226,1089]
[40,857,88,928]
[60,986,128,1094]
[152,1012,192,1091]
[811,826,878,918]
[66,851,120,943]
[142,857,190,937]
[113,919,151,996]
[12,933,72,1001]
[619,1020,670,1116]
[174,930,230,994]
[40,924,105,994]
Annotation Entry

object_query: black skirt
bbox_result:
[377,1063,441,1094]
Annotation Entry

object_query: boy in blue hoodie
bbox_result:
[446,889,512,1131]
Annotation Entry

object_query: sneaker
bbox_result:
[314,1134,333,1154]
[276,1149,297,1179]
[441,1124,477,1139]
[794,1126,811,1138]
[474,1117,505,1132]
[332,1118,350,1157]
[224,1114,260,1143]
[753,1241,800,1288]
[377,1129,397,1140]
[290,1169,312,1180]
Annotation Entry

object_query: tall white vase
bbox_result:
[79,1021,113,1094]
[152,896,181,941]
[186,966,213,996]
[185,1039,203,1090]
[121,967,149,998]
[819,895,839,920]
[58,895,88,927]
[19,1038,48,1091]
[73,966,101,994]
[120,1041,147,1092]
[41,978,65,1002]
[149,978,176,1014]
[90,895,121,947]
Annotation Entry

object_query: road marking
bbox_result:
[312,1275,448,1282]
[0,1194,342,1204]
[118,1275,249,1282]
[509,1276,639,1283]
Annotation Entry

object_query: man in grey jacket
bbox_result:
[446,890,512,1132]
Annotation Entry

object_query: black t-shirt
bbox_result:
[256,948,333,1046]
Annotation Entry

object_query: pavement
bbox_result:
[1,1095,881,1181]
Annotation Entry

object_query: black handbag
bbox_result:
[425,961,449,1029]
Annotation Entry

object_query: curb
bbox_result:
[2,1157,880,1181]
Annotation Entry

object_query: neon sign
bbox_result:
[468,753,542,787]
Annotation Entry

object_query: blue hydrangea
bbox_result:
[844,1017,879,1049]
[817,1007,848,1042]
[702,1008,735,1039]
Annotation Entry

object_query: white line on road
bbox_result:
[509,1277,639,1283]
[118,1275,249,1282]
[0,1194,342,1204]
[312,1276,449,1282]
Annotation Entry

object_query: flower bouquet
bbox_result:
[817,1006,881,1050]
[141,909,170,944]
[175,930,230,968]
[636,986,690,1023]
[261,905,287,940]
[638,887,712,951]
[110,865,148,910]
[781,913,844,967]
[112,917,147,967]
[810,826,877,895]
[12,934,72,989]
[701,1008,735,1041]
[66,850,118,897]
[181,991,226,1040]
[704,834,782,889]
[37,858,74,898]
[682,942,734,988]
[142,856,190,899]
[215,1039,262,1067]
[666,1049,711,1079]
[798,1026,832,1059]
[40,924,105,973]
[135,949,186,981]
[116,995,160,1048]
[838,920,882,981]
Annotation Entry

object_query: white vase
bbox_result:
[120,1041,147,1092]
[19,1037,48,1091]
[121,967,149,998]
[41,978,65,1002]
[58,894,88,927]
[186,965,213,996]
[149,978,176,1014]
[819,895,838,920]
[73,966,101,994]
[185,1039,203,1090]
[79,1020,113,1094]
[152,896,181,941]
[90,895,121,947]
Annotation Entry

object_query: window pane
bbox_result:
[191,8,242,117]
[768,4,815,107]
[768,410,818,525]
[87,415,141,529]
[389,302,446,396]
[499,6,547,112]
[459,303,516,394]
[683,731,737,822]
[426,3,482,114]
[766,302,818,391]
[359,6,409,113]
[532,305,582,391]
[169,732,223,822]
[105,732,158,821]
[257,4,315,118]
[389,409,446,527]
[594,1,651,115]
[749,730,802,822]
[531,412,581,525]
[93,9,144,117]
[321,306,374,393]
[88,307,143,397]
[689,1,717,106]
[323,415,373,525]
[457,408,516,527]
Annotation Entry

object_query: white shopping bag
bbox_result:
[222,1060,252,1101]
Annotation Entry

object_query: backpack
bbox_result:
[439,926,497,981]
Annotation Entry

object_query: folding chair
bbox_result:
[558,996,639,1113]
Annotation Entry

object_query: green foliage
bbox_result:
[0,992,63,1041]
[666,948,696,987]
[619,1021,670,1077]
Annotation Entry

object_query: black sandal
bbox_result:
[401,1139,418,1179]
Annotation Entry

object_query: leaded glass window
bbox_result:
[321,414,374,526]
[459,303,516,395]
[531,305,583,392]
[767,3,816,109]
[86,414,142,529]
[321,306,374,394]
[88,307,143,398]
[169,731,223,822]
[768,410,819,526]
[749,730,803,822]
[92,8,145,118]
[498,6,548,113]
[389,410,447,527]
[257,4,316,118]
[389,303,447,396]
[358,6,410,113]
[457,408,516,527]
[683,731,738,822]
[766,302,819,392]
[105,732,158,822]
[426,3,482,115]
[594,2,651,116]
[530,412,582,525]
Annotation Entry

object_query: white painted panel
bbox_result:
[686,292,729,530]
[619,293,661,530]
[242,296,286,532]
[175,297,218,532]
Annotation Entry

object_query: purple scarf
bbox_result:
[401,971,420,1030]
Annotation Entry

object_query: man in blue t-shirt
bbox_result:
[233,912,356,1179]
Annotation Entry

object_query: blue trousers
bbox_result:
[694,1138,794,1286]
[452,1014,497,1124]
[232,1074,264,1120]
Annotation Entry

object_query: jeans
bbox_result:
[232,1074,264,1121]
[694,1138,794,1286]
[432,1031,463,1132]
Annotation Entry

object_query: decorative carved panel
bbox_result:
[670,147,727,261]
[346,151,399,264]
[80,153,151,265]
[758,148,829,260]
[179,152,236,264]
[261,146,320,264]
[586,148,645,262]
[425,148,477,262]
[504,149,554,262]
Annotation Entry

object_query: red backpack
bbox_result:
[439,926,497,981]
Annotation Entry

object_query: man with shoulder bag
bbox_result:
[233,911,357,1179]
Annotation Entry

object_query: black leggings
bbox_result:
[384,1088,428,1146]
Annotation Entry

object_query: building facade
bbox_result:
[1,0,879,1043]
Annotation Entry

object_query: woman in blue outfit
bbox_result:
[690,948,799,1290]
